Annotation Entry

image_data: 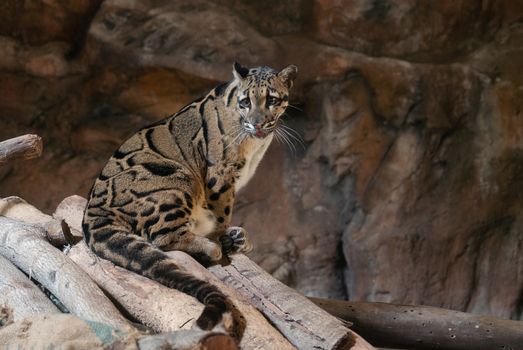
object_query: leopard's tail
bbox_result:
[83,224,228,330]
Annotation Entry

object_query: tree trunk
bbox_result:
[0,216,133,332]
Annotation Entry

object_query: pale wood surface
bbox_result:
[166,251,298,350]
[67,241,205,332]
[0,216,133,332]
[0,196,82,246]
[0,134,42,165]
[209,254,376,350]
[0,255,60,322]
[53,195,87,243]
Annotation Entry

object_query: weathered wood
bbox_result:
[0,216,133,332]
[166,251,298,350]
[68,242,295,350]
[138,330,238,350]
[0,313,136,350]
[67,241,205,332]
[0,196,82,246]
[310,297,523,350]
[0,134,42,165]
[53,195,87,244]
[55,195,298,350]
[0,255,60,322]
[207,254,376,350]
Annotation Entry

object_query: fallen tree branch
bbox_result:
[310,297,523,350]
[0,255,60,322]
[205,254,374,350]
[0,134,42,165]
[0,216,133,332]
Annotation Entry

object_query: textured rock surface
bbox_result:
[1,0,523,318]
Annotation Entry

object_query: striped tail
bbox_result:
[84,227,228,330]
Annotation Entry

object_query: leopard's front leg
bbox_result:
[205,171,253,255]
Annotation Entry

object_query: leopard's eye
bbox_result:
[267,96,280,106]
[239,97,251,109]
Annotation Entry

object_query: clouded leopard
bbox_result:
[82,63,298,331]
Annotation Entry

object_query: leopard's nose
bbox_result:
[254,123,262,130]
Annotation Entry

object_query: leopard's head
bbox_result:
[232,62,297,139]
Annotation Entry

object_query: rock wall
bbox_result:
[1,0,523,318]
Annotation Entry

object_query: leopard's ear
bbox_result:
[277,65,298,89]
[232,62,249,81]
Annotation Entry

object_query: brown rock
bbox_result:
[86,0,279,81]
[0,0,103,48]
[312,0,505,61]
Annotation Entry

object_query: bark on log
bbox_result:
[138,330,238,350]
[310,297,523,350]
[0,255,60,322]
[0,196,82,246]
[166,251,298,350]
[67,241,205,332]
[0,216,133,332]
[0,134,42,165]
[206,254,375,350]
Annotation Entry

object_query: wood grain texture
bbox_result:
[67,241,204,332]
[0,216,133,332]
[0,134,42,165]
[208,254,376,350]
[0,255,60,322]
[311,297,523,350]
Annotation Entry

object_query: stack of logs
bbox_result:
[0,134,373,349]
[1,135,523,350]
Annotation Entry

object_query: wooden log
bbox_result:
[54,195,297,350]
[207,254,376,350]
[67,242,295,349]
[0,216,134,332]
[310,297,523,350]
[0,134,42,165]
[0,255,60,322]
[0,196,82,246]
[52,195,87,244]
[67,241,205,332]
[138,330,238,350]
[167,251,305,350]
[53,195,372,349]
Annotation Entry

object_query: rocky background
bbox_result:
[1,0,523,320]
